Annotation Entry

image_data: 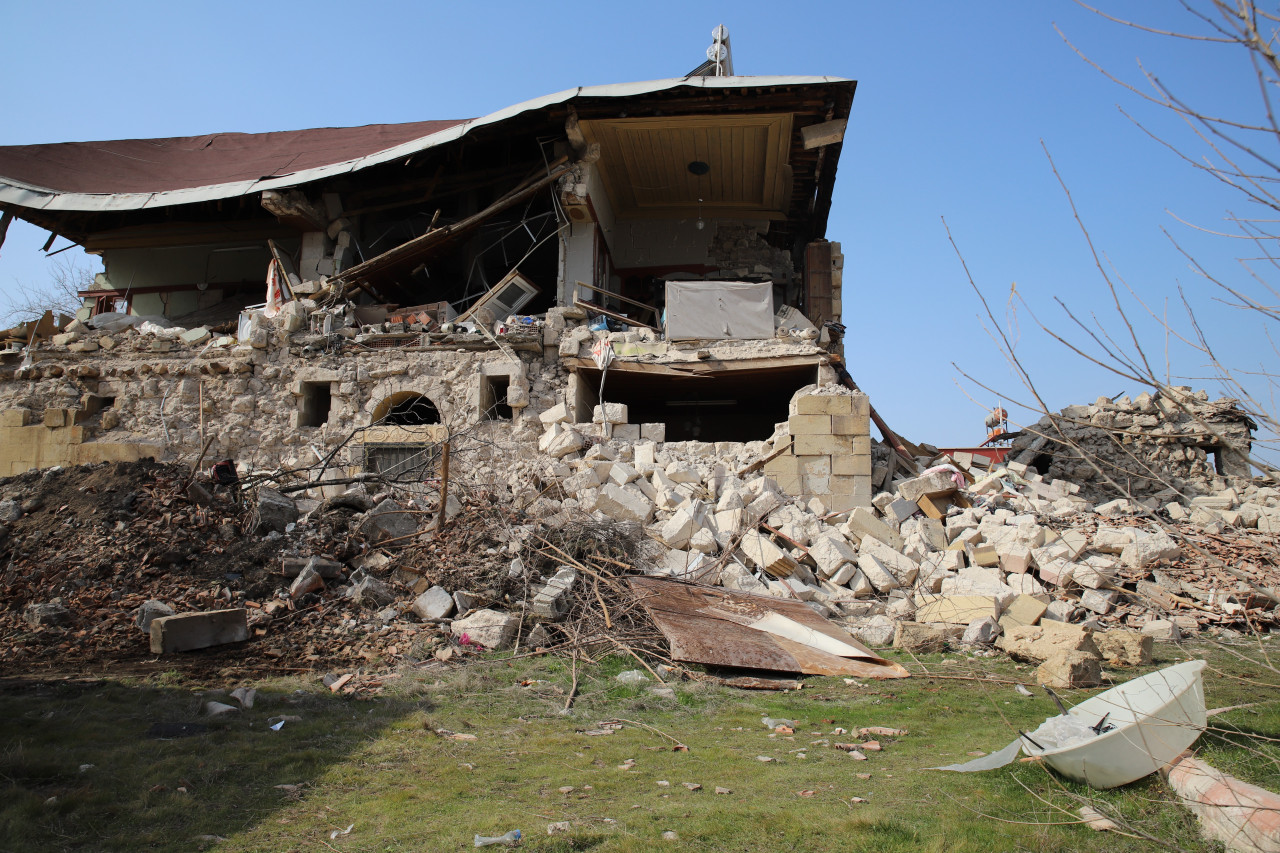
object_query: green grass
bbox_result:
[0,641,1276,852]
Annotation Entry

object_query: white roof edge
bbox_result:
[0,75,853,214]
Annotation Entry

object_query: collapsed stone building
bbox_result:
[0,52,879,513]
[2,39,1276,690]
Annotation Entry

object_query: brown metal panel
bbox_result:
[629,577,909,679]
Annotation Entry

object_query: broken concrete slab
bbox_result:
[149,609,249,654]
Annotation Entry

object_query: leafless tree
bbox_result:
[0,254,95,327]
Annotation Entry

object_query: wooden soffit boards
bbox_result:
[578,113,793,220]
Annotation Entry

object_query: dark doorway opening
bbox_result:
[574,362,822,442]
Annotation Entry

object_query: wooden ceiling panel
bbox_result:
[579,113,793,219]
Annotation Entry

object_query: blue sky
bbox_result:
[0,1,1272,449]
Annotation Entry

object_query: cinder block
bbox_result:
[830,414,871,436]
[796,455,831,477]
[849,394,870,419]
[792,434,854,456]
[788,414,831,435]
[149,609,249,654]
[832,453,872,476]
[797,394,853,415]
[823,493,874,512]
[830,475,872,497]
[640,423,666,442]
[0,409,31,427]
[613,424,641,442]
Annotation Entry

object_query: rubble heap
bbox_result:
[2,386,1276,691]
[1008,388,1255,502]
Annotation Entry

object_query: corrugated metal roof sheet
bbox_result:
[0,76,852,214]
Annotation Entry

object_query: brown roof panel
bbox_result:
[0,119,469,196]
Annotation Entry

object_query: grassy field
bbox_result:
[1,640,1276,852]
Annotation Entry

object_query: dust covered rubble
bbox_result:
[521,396,1278,683]
[5,386,1277,692]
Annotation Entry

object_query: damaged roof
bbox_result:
[0,75,853,215]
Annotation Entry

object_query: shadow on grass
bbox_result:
[0,674,429,852]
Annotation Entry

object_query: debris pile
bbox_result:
[1,384,1276,688]
[1008,388,1255,501]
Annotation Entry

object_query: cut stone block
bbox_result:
[739,531,798,578]
[999,544,1032,575]
[849,614,895,647]
[150,609,249,654]
[894,621,947,653]
[1073,562,1116,590]
[252,487,299,535]
[1036,650,1101,688]
[998,594,1047,630]
[1005,571,1046,597]
[1080,588,1120,615]
[451,609,519,650]
[808,532,858,578]
[1141,619,1182,641]
[719,562,769,595]
[412,586,455,621]
[1120,531,1181,569]
[545,427,586,459]
[998,622,1099,665]
[788,414,831,435]
[607,462,641,485]
[359,499,419,542]
[859,537,919,586]
[915,595,998,625]
[842,507,904,551]
[659,508,700,550]
[1091,526,1136,554]
[796,394,853,415]
[1095,630,1152,666]
[593,402,628,424]
[967,544,999,567]
[856,553,899,592]
[897,472,957,502]
[962,615,1000,645]
[594,484,653,524]
[135,600,174,633]
[539,402,570,425]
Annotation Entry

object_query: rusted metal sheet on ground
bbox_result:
[629,576,909,679]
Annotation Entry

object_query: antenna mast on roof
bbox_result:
[688,25,733,77]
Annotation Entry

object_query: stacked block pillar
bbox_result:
[764,391,872,512]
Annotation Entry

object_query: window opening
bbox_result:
[299,382,332,428]
[482,376,513,421]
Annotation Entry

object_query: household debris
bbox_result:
[934,660,1208,789]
